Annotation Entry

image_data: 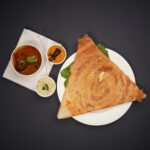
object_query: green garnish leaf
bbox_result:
[20,60,26,66]
[97,44,109,57]
[26,55,38,63]
[42,83,49,91]
[61,63,73,79]
[64,79,68,87]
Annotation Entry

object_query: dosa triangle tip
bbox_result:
[57,103,71,119]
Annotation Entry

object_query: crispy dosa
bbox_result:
[57,35,146,119]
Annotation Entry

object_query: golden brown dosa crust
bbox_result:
[57,35,146,119]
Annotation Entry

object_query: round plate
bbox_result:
[57,49,135,126]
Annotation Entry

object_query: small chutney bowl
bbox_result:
[46,45,67,65]
[35,76,56,97]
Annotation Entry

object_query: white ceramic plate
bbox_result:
[57,49,135,126]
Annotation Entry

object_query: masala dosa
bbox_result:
[57,35,146,119]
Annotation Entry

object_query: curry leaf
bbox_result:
[42,84,49,90]
[26,55,38,63]
[20,60,26,66]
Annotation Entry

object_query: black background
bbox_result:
[0,0,150,150]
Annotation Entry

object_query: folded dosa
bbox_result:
[57,35,146,119]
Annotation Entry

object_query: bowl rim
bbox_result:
[35,75,56,97]
[10,44,44,77]
[46,44,67,65]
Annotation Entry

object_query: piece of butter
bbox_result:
[98,71,105,82]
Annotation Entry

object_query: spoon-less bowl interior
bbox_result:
[11,44,43,77]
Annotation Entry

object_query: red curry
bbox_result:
[13,45,42,75]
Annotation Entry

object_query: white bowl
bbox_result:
[11,44,44,77]
[46,45,67,65]
[35,76,56,97]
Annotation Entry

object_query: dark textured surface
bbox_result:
[0,0,150,150]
